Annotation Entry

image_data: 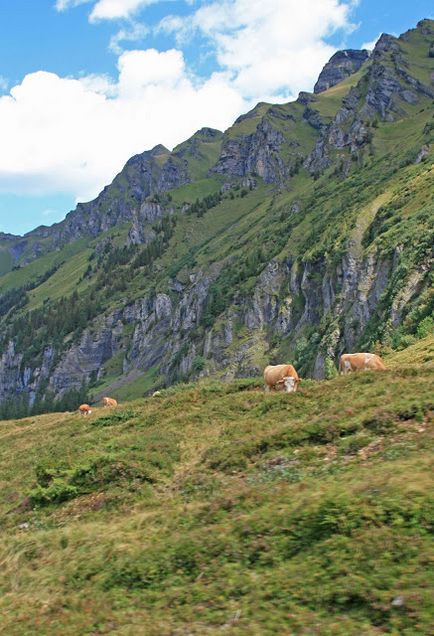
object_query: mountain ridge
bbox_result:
[0,18,433,417]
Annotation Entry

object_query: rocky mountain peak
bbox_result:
[314,49,370,94]
[150,144,170,156]
[194,127,223,139]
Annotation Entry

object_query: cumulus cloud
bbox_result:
[0,50,244,202]
[160,0,357,101]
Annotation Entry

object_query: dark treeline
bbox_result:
[0,382,89,421]
[187,192,222,217]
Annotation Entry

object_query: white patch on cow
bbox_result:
[344,360,352,373]
[283,377,296,393]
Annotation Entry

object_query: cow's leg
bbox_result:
[264,384,270,392]
[343,361,352,375]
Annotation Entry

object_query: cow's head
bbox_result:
[283,377,296,393]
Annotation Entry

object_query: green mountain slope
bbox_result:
[1,338,433,634]
[0,19,433,417]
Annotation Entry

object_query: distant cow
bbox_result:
[102,396,118,408]
[79,403,92,416]
[264,364,300,393]
[339,353,386,374]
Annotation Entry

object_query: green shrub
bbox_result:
[417,316,434,339]
[29,479,79,506]
[92,409,136,427]
[192,356,205,374]
[324,358,338,379]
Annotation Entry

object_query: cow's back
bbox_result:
[103,397,118,407]
[341,353,386,372]
[366,353,386,370]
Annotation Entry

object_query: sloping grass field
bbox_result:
[0,338,433,635]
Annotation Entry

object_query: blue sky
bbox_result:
[0,0,432,236]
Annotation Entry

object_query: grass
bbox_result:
[0,342,433,634]
[26,246,93,310]
[169,177,223,205]
[0,238,91,295]
[0,247,13,276]
[93,366,163,402]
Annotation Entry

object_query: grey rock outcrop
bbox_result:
[314,49,369,94]
[212,117,287,184]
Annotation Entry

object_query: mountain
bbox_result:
[0,19,433,417]
[1,336,433,634]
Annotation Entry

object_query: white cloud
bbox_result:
[0,50,244,202]
[90,0,158,22]
[56,0,161,21]
[109,21,148,54]
[160,0,357,101]
[55,0,92,10]
[361,33,381,50]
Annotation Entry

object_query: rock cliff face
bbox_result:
[314,49,369,94]
[2,223,429,405]
[30,145,189,252]
[212,116,288,184]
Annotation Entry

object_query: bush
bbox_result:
[192,356,205,374]
[92,410,136,427]
[29,479,79,506]
[417,316,434,339]
[28,454,152,507]
[324,358,338,379]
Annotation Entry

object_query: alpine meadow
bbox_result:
[0,16,433,636]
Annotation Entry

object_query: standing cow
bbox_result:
[264,364,300,393]
[79,404,92,416]
[102,396,118,408]
[339,353,386,374]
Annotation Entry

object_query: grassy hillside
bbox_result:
[1,338,433,635]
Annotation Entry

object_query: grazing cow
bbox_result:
[102,396,118,408]
[339,353,386,374]
[264,364,300,393]
[79,404,92,416]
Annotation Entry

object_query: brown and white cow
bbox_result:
[264,364,300,393]
[102,396,118,408]
[79,403,92,416]
[339,353,386,374]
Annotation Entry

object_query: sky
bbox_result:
[0,0,432,236]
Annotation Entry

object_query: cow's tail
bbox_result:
[338,356,344,375]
